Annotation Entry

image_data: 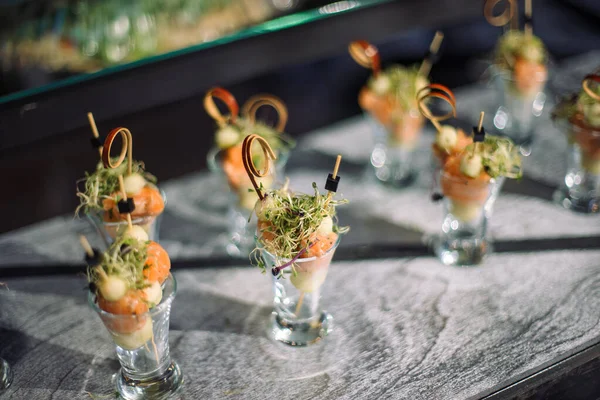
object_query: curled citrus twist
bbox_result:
[242,134,277,201]
[417,84,457,130]
[348,40,381,77]
[484,0,515,27]
[102,127,133,175]
[204,87,239,126]
[242,94,289,132]
[582,74,600,102]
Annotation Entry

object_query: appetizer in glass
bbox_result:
[82,223,182,400]
[349,32,443,186]
[432,112,522,266]
[486,0,548,144]
[552,73,600,213]
[204,87,294,255]
[77,124,165,244]
[243,134,348,346]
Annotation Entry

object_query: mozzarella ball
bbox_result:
[99,275,128,302]
[370,75,391,95]
[415,75,429,94]
[316,216,334,236]
[460,153,483,178]
[215,126,240,149]
[111,318,153,350]
[143,281,163,307]
[583,102,600,127]
[123,173,146,196]
[436,125,458,151]
[123,225,149,241]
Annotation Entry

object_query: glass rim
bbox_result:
[256,231,342,263]
[567,114,600,135]
[88,273,177,318]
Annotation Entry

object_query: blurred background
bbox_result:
[0,0,599,233]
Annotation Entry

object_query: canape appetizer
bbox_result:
[439,120,522,223]
[486,0,548,98]
[417,84,473,164]
[493,30,547,97]
[253,182,348,293]
[350,33,443,149]
[76,127,165,239]
[205,88,294,211]
[85,229,170,350]
[553,74,600,175]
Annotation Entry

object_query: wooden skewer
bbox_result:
[79,235,108,279]
[325,155,342,203]
[418,31,444,77]
[524,0,532,36]
[87,112,102,158]
[473,111,485,156]
[79,235,94,257]
[118,175,134,230]
[241,134,277,201]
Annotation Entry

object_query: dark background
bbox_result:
[0,0,599,233]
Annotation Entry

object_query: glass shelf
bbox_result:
[0,0,389,104]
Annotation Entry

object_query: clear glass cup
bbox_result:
[86,188,166,247]
[554,118,600,213]
[207,146,290,256]
[433,171,504,266]
[258,235,341,347]
[0,358,12,390]
[89,274,182,400]
[365,108,424,187]
[491,66,547,145]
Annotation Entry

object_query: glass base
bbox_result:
[553,189,600,214]
[433,235,491,266]
[0,358,13,390]
[271,312,333,347]
[116,360,183,400]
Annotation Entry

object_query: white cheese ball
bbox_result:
[415,75,429,94]
[254,195,276,220]
[316,216,333,236]
[99,275,128,302]
[143,281,162,307]
[460,153,483,178]
[111,318,153,350]
[583,102,600,127]
[123,173,146,196]
[215,126,240,149]
[370,75,391,95]
[436,125,458,151]
[123,225,149,241]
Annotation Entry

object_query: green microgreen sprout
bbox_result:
[250,182,349,275]
[466,135,522,179]
[87,236,151,293]
[75,158,156,216]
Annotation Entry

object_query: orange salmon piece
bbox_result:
[98,289,149,334]
[144,241,171,284]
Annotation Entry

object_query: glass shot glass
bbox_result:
[89,274,182,400]
[207,146,290,256]
[257,235,341,347]
[554,118,600,213]
[491,66,547,145]
[366,107,424,187]
[433,170,505,266]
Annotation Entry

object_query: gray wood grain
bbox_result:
[1,250,599,399]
